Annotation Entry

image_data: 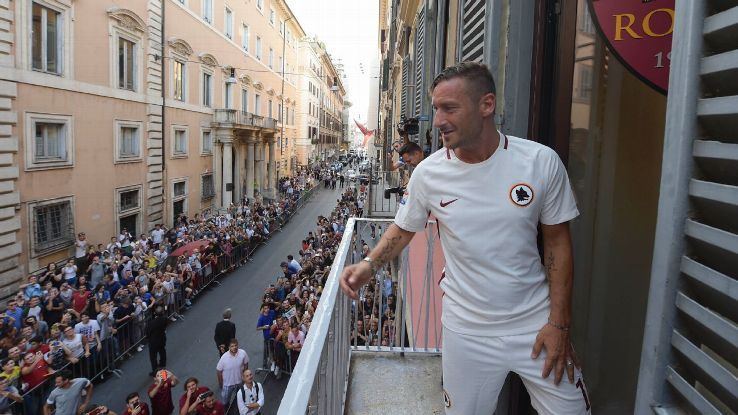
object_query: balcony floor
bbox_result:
[345,351,444,415]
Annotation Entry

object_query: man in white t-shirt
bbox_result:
[150,224,166,249]
[74,233,88,274]
[215,339,249,404]
[340,62,590,414]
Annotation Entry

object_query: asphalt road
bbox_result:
[90,185,344,414]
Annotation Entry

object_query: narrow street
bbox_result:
[90,186,344,414]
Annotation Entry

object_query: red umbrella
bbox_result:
[169,239,211,258]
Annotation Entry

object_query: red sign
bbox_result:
[589,0,675,94]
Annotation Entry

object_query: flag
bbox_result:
[354,120,374,148]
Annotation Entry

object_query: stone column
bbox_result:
[221,138,233,207]
[246,136,255,200]
[255,141,263,194]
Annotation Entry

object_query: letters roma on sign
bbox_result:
[588,0,675,94]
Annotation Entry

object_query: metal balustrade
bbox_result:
[278,218,443,414]
[212,109,277,130]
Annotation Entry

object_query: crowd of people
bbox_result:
[0,169,316,415]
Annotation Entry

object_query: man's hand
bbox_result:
[531,324,580,385]
[339,261,372,300]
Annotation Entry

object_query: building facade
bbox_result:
[0,0,310,295]
[377,0,736,413]
[295,37,346,166]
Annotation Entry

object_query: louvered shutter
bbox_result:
[636,1,738,413]
[413,8,426,118]
[401,56,410,118]
[459,0,485,62]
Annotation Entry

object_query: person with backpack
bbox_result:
[234,369,263,415]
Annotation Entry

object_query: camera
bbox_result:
[397,115,419,136]
[198,391,212,401]
[384,186,404,199]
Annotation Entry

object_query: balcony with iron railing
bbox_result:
[212,109,277,130]
[277,218,444,414]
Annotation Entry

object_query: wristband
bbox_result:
[547,319,570,331]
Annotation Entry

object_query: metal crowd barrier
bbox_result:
[11,185,318,415]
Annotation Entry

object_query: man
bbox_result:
[213,309,236,357]
[145,306,169,376]
[178,377,210,415]
[215,339,249,404]
[286,255,301,274]
[255,305,275,369]
[194,392,223,415]
[44,370,93,415]
[75,233,89,275]
[234,369,263,415]
[151,224,167,250]
[340,62,588,414]
[0,377,22,414]
[397,141,425,168]
[87,256,106,287]
[121,392,150,415]
[147,369,178,415]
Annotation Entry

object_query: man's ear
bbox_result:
[479,93,496,118]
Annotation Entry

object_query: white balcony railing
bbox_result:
[278,218,443,414]
[212,109,277,129]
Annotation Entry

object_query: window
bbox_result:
[32,2,62,74]
[225,7,233,39]
[173,60,185,101]
[203,0,213,23]
[268,99,273,118]
[256,36,262,60]
[268,48,273,69]
[581,4,595,34]
[279,20,284,35]
[202,72,212,107]
[201,129,212,154]
[241,24,249,51]
[117,36,137,91]
[278,103,282,122]
[172,180,187,219]
[32,199,74,255]
[25,113,73,170]
[120,189,139,212]
[116,121,142,162]
[173,128,188,155]
[224,82,233,109]
[256,0,264,12]
[254,94,261,116]
[201,174,215,200]
[577,65,593,100]
[270,8,275,25]
[241,89,249,112]
[116,186,142,236]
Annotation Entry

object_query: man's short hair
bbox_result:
[126,392,139,403]
[223,308,232,319]
[56,369,74,381]
[430,61,496,98]
[229,338,238,346]
[398,141,422,157]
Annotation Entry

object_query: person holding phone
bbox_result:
[147,369,178,415]
[121,393,149,415]
[178,377,210,415]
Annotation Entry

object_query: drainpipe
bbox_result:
[160,0,167,225]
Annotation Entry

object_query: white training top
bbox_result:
[216,349,249,387]
[394,134,579,336]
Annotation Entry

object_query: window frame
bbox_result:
[171,178,189,221]
[201,173,216,201]
[201,67,214,108]
[269,47,274,69]
[30,1,64,75]
[224,6,234,39]
[241,88,249,112]
[172,58,187,101]
[224,80,234,109]
[24,112,74,171]
[201,128,213,156]
[254,94,261,116]
[256,0,264,13]
[27,196,75,257]
[114,119,144,163]
[115,185,143,236]
[255,36,262,61]
[241,23,250,52]
[202,0,214,24]
[172,125,189,157]
[270,8,275,26]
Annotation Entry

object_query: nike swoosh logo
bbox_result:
[440,198,458,207]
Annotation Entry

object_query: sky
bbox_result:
[286,0,380,126]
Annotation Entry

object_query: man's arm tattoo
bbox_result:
[373,235,402,274]
[545,251,557,282]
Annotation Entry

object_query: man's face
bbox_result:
[55,376,69,388]
[127,396,141,408]
[401,150,423,167]
[64,327,75,339]
[229,343,238,354]
[186,380,198,393]
[242,369,253,384]
[432,77,495,151]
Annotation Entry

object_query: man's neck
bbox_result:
[454,128,500,164]
[244,381,253,388]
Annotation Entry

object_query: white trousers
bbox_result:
[442,326,592,415]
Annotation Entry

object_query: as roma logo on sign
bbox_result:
[588,0,675,94]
